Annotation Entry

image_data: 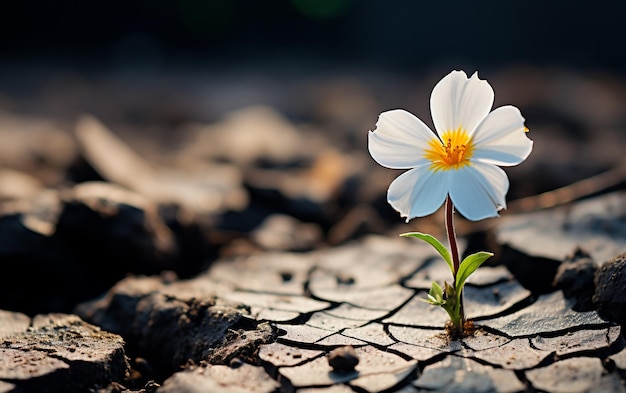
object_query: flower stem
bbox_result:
[445,195,460,273]
[444,195,465,337]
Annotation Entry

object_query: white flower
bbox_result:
[368,70,533,221]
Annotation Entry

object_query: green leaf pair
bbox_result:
[401,232,492,291]
[401,232,493,326]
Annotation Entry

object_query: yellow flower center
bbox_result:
[424,128,474,171]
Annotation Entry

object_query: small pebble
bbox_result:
[327,345,359,373]
[229,357,244,369]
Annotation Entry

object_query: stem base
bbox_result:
[445,319,476,340]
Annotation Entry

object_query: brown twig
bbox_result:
[507,160,626,214]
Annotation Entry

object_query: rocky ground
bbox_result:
[0,65,625,392]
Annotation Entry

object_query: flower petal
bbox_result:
[368,109,436,169]
[387,165,449,222]
[448,162,509,221]
[430,71,494,137]
[472,106,534,166]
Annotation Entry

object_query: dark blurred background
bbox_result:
[1,0,626,76]
[0,0,625,130]
[0,0,624,216]
[0,0,624,199]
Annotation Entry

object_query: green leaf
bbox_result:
[400,232,453,273]
[429,281,444,300]
[424,296,445,306]
[455,251,494,294]
[424,281,446,306]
